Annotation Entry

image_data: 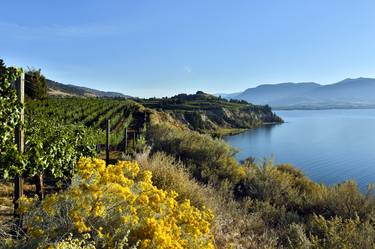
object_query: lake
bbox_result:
[224,109,375,191]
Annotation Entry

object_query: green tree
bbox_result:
[25,68,47,100]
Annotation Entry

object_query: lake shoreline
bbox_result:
[215,121,284,137]
[273,107,375,111]
[224,109,375,192]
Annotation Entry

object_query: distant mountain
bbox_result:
[236,82,321,106]
[47,79,130,98]
[217,78,375,109]
[215,92,243,99]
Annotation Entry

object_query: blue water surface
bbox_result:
[224,109,375,191]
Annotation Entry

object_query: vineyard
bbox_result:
[26,98,148,148]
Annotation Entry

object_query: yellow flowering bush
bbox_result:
[49,234,96,249]
[20,157,214,248]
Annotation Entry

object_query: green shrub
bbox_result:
[309,214,375,249]
[319,181,375,219]
[147,122,245,189]
[285,223,312,249]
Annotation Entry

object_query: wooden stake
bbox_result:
[133,131,136,149]
[124,127,128,154]
[106,119,110,165]
[34,174,44,200]
[14,73,24,227]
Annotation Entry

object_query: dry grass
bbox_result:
[0,181,13,227]
[136,151,278,249]
[0,180,36,235]
[0,180,40,231]
[136,151,213,208]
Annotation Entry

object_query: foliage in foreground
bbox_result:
[147,117,375,249]
[0,60,22,177]
[1,114,100,200]
[4,158,214,249]
[0,59,100,184]
[137,152,278,249]
[21,116,100,178]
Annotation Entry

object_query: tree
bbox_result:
[25,68,47,100]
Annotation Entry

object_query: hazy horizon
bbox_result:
[2,0,375,98]
[34,75,375,98]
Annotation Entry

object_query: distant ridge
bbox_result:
[47,79,131,98]
[217,78,375,109]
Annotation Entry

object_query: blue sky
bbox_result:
[1,0,375,97]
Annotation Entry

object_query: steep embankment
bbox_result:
[139,91,282,134]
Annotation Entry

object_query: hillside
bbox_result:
[218,77,375,109]
[47,79,130,98]
[139,91,283,134]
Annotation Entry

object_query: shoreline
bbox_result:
[212,121,284,137]
[273,107,375,111]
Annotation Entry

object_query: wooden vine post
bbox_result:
[133,131,136,150]
[124,127,128,154]
[106,119,110,165]
[14,72,24,226]
[34,174,44,200]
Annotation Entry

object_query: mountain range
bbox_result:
[47,79,130,98]
[217,77,375,109]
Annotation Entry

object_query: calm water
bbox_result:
[224,109,375,191]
